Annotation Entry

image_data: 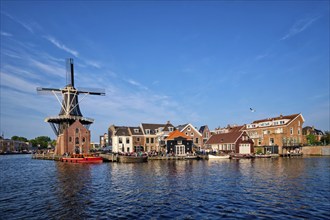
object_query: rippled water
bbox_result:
[0,155,329,219]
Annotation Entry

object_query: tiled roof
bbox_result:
[206,132,242,145]
[199,125,207,133]
[176,124,188,131]
[115,127,130,136]
[252,113,300,124]
[141,123,166,134]
[166,130,192,140]
[163,122,175,132]
[128,127,144,135]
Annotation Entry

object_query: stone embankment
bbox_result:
[302,145,330,156]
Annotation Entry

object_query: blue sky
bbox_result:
[1,1,329,142]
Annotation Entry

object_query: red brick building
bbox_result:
[55,120,91,155]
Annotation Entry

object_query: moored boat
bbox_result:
[61,154,103,163]
[117,155,148,163]
[208,154,231,159]
[231,154,255,159]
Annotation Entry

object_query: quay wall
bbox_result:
[302,145,330,156]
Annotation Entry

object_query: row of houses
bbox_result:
[100,113,321,155]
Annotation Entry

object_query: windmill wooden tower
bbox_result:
[37,58,105,155]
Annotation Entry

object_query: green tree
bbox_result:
[306,134,317,145]
[321,131,330,145]
[29,136,52,148]
[11,136,28,142]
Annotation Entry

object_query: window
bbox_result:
[82,137,85,143]
[290,128,293,135]
[75,137,79,144]
[169,127,174,132]
[195,138,198,143]
[137,137,140,142]
[298,128,300,135]
[187,127,191,131]
[146,138,149,143]
[69,137,72,142]
[177,140,182,144]
[151,138,154,143]
[145,129,150,135]
[119,137,122,144]
[126,138,129,144]
[134,129,139,133]
[76,128,79,133]
[258,139,261,146]
[263,130,268,135]
[280,121,285,125]
[298,121,300,126]
[191,133,194,136]
[270,138,274,145]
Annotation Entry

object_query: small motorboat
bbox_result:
[61,154,103,163]
[117,155,148,163]
[208,154,231,159]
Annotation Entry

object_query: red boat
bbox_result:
[61,154,103,163]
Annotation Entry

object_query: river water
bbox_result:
[0,155,329,219]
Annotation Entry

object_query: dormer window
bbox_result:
[169,127,174,132]
[134,129,139,133]
[145,129,150,135]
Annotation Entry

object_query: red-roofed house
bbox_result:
[166,130,193,156]
[205,131,254,154]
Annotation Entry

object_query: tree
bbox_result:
[321,131,330,145]
[306,134,317,145]
[29,136,52,148]
[11,136,28,142]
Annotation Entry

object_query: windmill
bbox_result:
[37,58,105,155]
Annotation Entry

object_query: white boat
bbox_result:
[208,154,230,159]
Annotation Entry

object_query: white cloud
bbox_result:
[2,11,34,33]
[0,71,39,94]
[0,31,12,37]
[281,16,320,40]
[127,79,148,90]
[29,58,65,78]
[44,35,79,57]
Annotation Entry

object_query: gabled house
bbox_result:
[128,126,145,152]
[166,130,193,156]
[140,121,174,152]
[199,125,211,148]
[177,123,203,150]
[206,131,253,154]
[56,120,91,155]
[108,125,132,153]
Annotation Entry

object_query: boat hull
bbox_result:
[117,155,148,163]
[208,155,231,159]
[61,156,103,163]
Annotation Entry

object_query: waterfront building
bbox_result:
[177,123,203,150]
[199,125,211,149]
[140,121,175,152]
[0,137,30,153]
[206,131,253,154]
[108,125,132,153]
[128,126,145,152]
[56,120,91,155]
[244,113,304,155]
[165,130,193,156]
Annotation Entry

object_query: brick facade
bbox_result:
[55,120,90,155]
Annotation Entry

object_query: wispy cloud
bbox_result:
[29,58,65,78]
[0,71,39,94]
[127,79,148,90]
[0,31,12,37]
[281,15,320,40]
[2,11,34,33]
[44,35,79,57]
